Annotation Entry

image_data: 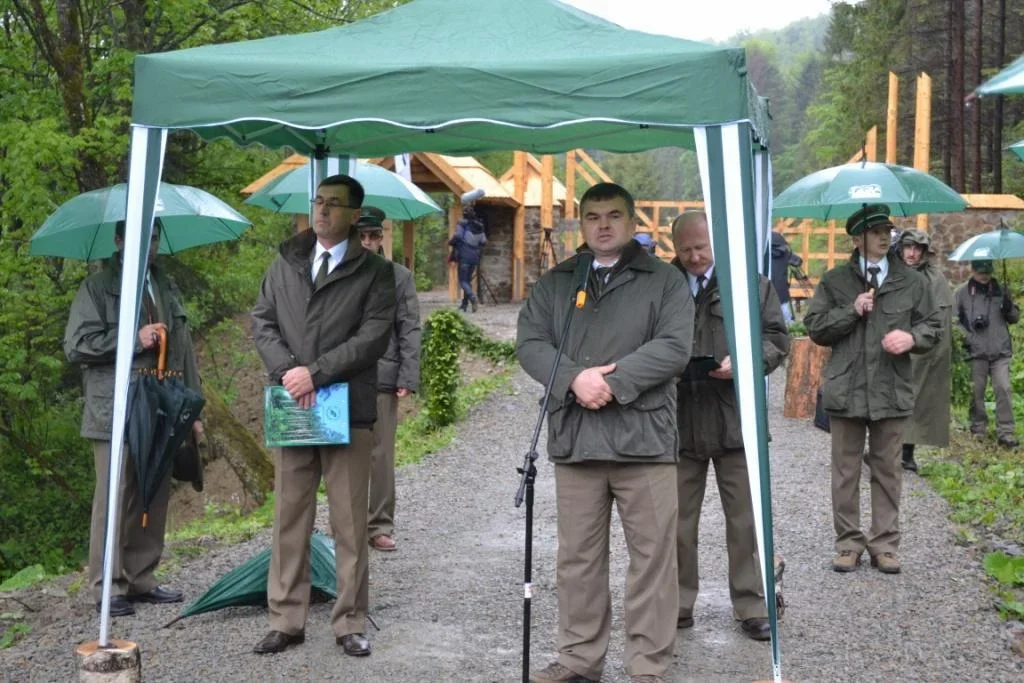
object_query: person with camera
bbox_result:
[805,204,941,575]
[956,259,1020,448]
[449,205,487,312]
[898,229,954,472]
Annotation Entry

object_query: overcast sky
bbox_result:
[560,0,852,43]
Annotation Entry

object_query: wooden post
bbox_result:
[865,126,878,162]
[565,151,577,219]
[783,339,831,418]
[513,151,527,301]
[886,72,899,164]
[382,219,393,261]
[403,220,415,273]
[541,154,554,265]
[914,72,932,230]
[75,640,141,682]
[448,203,461,302]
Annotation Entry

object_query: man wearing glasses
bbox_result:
[805,204,940,576]
[252,174,396,657]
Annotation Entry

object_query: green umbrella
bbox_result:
[947,227,1024,262]
[773,161,967,220]
[30,182,252,261]
[245,161,441,220]
[163,533,337,627]
[976,53,1024,96]
[1009,139,1024,163]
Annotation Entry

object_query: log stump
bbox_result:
[783,337,831,418]
[74,640,140,682]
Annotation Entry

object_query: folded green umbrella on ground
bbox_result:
[163,533,337,627]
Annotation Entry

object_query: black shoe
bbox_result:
[337,633,371,657]
[998,436,1019,448]
[253,630,305,654]
[129,586,183,604]
[95,595,135,617]
[901,455,918,472]
[740,617,772,641]
[677,614,694,629]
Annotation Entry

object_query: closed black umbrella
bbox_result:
[125,329,204,527]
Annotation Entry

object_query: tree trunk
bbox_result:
[202,387,275,500]
[783,338,831,419]
[971,0,983,193]
[948,0,966,191]
[993,0,1006,193]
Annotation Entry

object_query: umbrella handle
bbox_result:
[157,327,168,380]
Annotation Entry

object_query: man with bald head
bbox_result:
[670,211,789,641]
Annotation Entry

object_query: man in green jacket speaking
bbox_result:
[517,183,693,683]
[64,220,201,617]
[805,204,941,575]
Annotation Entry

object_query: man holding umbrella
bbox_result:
[898,229,955,471]
[64,219,201,617]
[805,204,941,575]
[956,259,1020,448]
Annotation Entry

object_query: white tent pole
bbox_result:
[98,125,167,647]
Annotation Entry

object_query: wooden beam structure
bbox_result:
[382,219,394,260]
[403,220,415,272]
[914,72,933,229]
[448,203,462,302]
[540,154,554,266]
[565,151,577,219]
[886,72,899,164]
[512,151,527,300]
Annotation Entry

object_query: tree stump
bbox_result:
[783,337,831,418]
[74,640,140,682]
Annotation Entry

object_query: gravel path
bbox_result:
[2,299,1023,682]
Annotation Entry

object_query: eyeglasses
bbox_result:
[360,231,384,240]
[310,197,357,209]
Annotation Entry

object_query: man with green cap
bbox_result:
[955,259,1020,447]
[805,204,941,575]
[898,229,954,471]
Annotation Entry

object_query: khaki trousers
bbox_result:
[88,440,170,602]
[368,393,398,538]
[830,416,905,556]
[676,450,766,621]
[970,357,1015,439]
[553,461,678,680]
[268,428,372,637]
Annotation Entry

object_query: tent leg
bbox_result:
[696,124,782,682]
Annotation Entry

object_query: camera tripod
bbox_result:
[475,264,499,305]
[539,227,561,274]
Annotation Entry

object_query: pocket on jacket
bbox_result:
[881,296,912,329]
[892,357,915,411]
[606,388,676,458]
[822,357,852,412]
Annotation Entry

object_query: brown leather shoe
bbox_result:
[529,661,597,682]
[870,552,901,574]
[740,617,771,641]
[253,630,304,654]
[832,550,861,572]
[337,633,371,656]
[369,534,396,551]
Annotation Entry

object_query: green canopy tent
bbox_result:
[107,0,781,678]
[975,52,1024,96]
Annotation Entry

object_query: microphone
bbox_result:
[460,188,486,204]
[573,251,595,309]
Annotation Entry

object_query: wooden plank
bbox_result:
[541,154,554,228]
[914,72,932,230]
[448,204,461,302]
[575,165,599,187]
[575,148,614,182]
[513,151,527,301]
[865,126,878,162]
[382,219,393,260]
[565,151,577,219]
[403,221,415,272]
[886,72,899,164]
[783,339,831,418]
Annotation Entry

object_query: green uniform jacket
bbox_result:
[64,258,201,440]
[516,243,694,464]
[805,252,941,421]
[252,230,396,429]
[673,264,790,459]
[377,263,421,394]
[904,260,954,447]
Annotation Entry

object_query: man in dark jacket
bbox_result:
[517,183,693,683]
[64,220,200,617]
[805,204,941,575]
[956,259,1020,447]
[355,208,422,551]
[770,231,801,325]
[251,175,396,657]
[449,205,487,312]
[671,211,789,642]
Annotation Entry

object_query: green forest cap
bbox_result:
[971,259,994,273]
[355,206,385,231]
[846,203,893,236]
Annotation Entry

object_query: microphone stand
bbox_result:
[514,288,582,683]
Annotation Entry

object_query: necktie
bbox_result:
[314,252,331,289]
[696,274,707,297]
[594,266,613,295]
[867,265,880,292]
[143,275,158,323]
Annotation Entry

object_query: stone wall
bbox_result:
[524,206,565,295]
[895,207,1024,285]
[476,205,515,302]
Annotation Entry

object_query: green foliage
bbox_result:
[787,320,808,337]
[0,623,32,650]
[420,310,464,428]
[200,318,266,406]
[167,495,275,547]
[392,207,450,292]
[984,552,1024,587]
[0,565,47,592]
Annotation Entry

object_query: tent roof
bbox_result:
[131,0,768,156]
[976,53,1024,96]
